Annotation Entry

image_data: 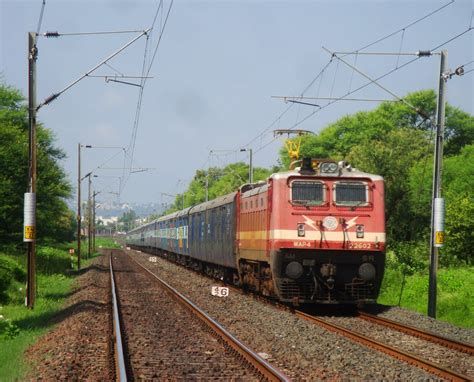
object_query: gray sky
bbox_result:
[1,0,473,207]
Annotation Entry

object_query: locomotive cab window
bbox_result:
[334,181,369,206]
[291,181,325,206]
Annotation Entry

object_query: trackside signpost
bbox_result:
[23,192,36,242]
[211,287,229,298]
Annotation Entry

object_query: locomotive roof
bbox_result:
[270,167,384,181]
[240,182,269,198]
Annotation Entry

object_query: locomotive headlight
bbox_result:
[356,224,364,238]
[358,263,376,281]
[320,161,338,173]
[286,261,304,280]
[297,223,305,237]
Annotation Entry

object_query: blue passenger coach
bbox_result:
[126,192,237,274]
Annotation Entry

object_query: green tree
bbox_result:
[0,82,75,246]
[119,210,138,232]
[279,90,473,167]
[165,162,274,214]
[348,128,430,241]
[408,145,474,265]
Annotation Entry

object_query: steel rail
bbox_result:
[358,311,474,355]
[295,310,470,382]
[127,252,290,382]
[109,254,128,382]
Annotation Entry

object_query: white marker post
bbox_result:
[23,192,36,242]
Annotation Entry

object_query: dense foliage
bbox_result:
[164,162,277,214]
[0,82,75,247]
[280,90,473,265]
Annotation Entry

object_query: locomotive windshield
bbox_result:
[334,182,368,206]
[291,181,325,205]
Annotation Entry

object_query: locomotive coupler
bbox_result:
[320,263,337,290]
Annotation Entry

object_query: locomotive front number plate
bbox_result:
[211,286,229,297]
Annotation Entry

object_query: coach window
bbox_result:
[291,181,325,206]
[333,181,369,207]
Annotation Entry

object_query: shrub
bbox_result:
[36,247,71,274]
[0,319,20,339]
[386,241,428,275]
[0,255,25,301]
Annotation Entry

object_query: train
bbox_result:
[126,158,386,305]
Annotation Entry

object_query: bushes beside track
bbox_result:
[0,254,26,302]
[378,264,474,328]
[0,245,72,304]
[0,237,120,380]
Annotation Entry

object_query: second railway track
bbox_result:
[109,249,289,381]
[295,310,473,382]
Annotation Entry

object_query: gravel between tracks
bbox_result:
[327,315,474,378]
[112,249,261,380]
[128,249,445,380]
[365,305,474,345]
[26,253,114,380]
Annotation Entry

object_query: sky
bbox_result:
[1,0,473,209]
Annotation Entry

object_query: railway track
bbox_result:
[110,249,290,381]
[109,254,128,381]
[294,310,472,382]
[357,311,474,356]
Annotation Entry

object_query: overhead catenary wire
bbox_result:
[322,46,431,120]
[241,58,333,151]
[348,0,455,54]
[104,62,124,76]
[121,0,174,194]
[240,0,456,156]
[396,29,406,69]
[258,24,473,153]
[35,0,46,40]
[36,29,150,110]
[145,0,174,80]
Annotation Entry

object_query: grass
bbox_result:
[0,237,120,381]
[0,274,73,380]
[378,266,474,328]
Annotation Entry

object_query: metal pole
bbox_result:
[77,143,81,269]
[428,50,447,318]
[249,148,253,184]
[92,192,96,253]
[88,175,92,259]
[26,32,37,308]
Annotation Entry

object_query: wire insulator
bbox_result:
[44,31,60,38]
[417,50,432,57]
[455,66,464,76]
[44,93,59,105]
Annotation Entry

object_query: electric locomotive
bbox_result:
[237,158,385,304]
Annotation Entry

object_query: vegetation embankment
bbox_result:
[379,253,473,328]
[0,80,124,379]
[0,237,120,381]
